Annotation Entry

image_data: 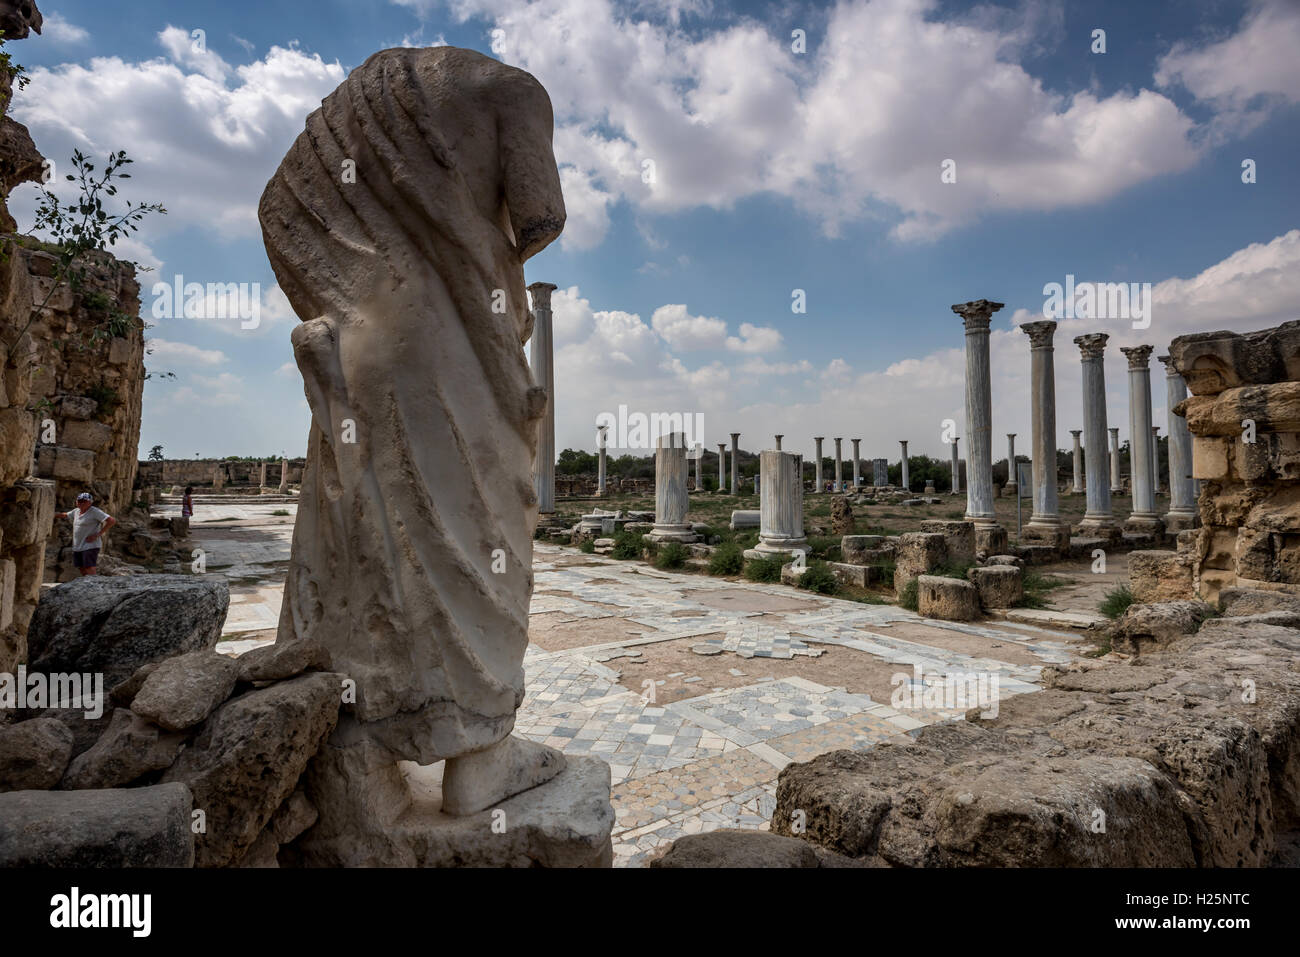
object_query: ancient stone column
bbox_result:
[1019,321,1063,542]
[1151,426,1161,497]
[717,442,727,492]
[213,465,225,490]
[873,458,887,487]
[1074,333,1116,536]
[851,438,861,488]
[259,461,268,488]
[693,443,703,492]
[814,436,824,493]
[1108,427,1123,494]
[596,426,608,496]
[1121,345,1161,532]
[1158,355,1196,531]
[744,451,809,560]
[730,432,740,495]
[279,458,289,493]
[528,281,558,514]
[649,432,698,543]
[774,434,783,451]
[833,437,843,492]
[1003,434,1016,496]
[950,439,961,494]
[1069,430,1084,493]
[899,440,910,491]
[953,299,1003,532]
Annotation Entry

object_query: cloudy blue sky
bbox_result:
[9,0,1299,463]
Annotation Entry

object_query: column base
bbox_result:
[1072,517,1122,541]
[1123,513,1165,536]
[973,525,1007,556]
[1162,510,1199,533]
[744,539,810,561]
[647,525,699,544]
[1021,521,1071,550]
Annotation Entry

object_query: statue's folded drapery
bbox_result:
[258,47,565,764]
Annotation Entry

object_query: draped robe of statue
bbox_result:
[258,46,565,767]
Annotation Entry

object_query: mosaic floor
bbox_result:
[182,500,1083,867]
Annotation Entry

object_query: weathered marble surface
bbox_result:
[746,451,809,559]
[649,432,698,543]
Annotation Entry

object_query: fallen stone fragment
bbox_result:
[0,783,194,867]
[0,717,73,791]
[131,650,241,731]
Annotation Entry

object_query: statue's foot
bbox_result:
[441,735,566,816]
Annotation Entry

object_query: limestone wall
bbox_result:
[1164,321,1300,602]
[10,244,146,519]
[136,458,303,489]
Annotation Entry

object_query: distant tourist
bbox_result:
[58,492,116,576]
[182,486,194,518]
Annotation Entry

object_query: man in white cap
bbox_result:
[58,492,116,576]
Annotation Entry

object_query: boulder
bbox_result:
[0,783,195,867]
[130,651,241,731]
[236,638,332,683]
[109,661,159,707]
[917,575,980,621]
[1219,587,1300,618]
[967,565,1023,609]
[650,830,863,868]
[61,708,188,790]
[162,672,343,867]
[26,575,230,688]
[1110,601,1218,655]
[0,717,73,791]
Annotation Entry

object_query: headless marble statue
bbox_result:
[259,46,566,816]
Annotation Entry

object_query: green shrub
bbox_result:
[797,560,839,595]
[708,542,744,575]
[1099,584,1135,619]
[655,542,688,570]
[578,538,596,554]
[899,578,919,611]
[743,554,786,583]
[807,536,841,561]
[610,531,643,560]
[271,509,290,517]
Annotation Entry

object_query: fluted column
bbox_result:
[899,440,910,491]
[1069,431,1084,492]
[950,439,961,494]
[528,281,557,513]
[833,438,843,492]
[953,299,1003,527]
[744,451,809,559]
[693,443,703,492]
[1121,345,1161,532]
[814,437,824,493]
[774,434,783,451]
[1109,427,1122,494]
[1158,355,1197,531]
[1151,427,1161,497]
[597,425,608,496]
[717,443,727,492]
[730,432,740,495]
[649,432,698,543]
[851,439,861,488]
[1074,333,1115,535]
[1003,434,1016,495]
[1019,321,1062,539]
